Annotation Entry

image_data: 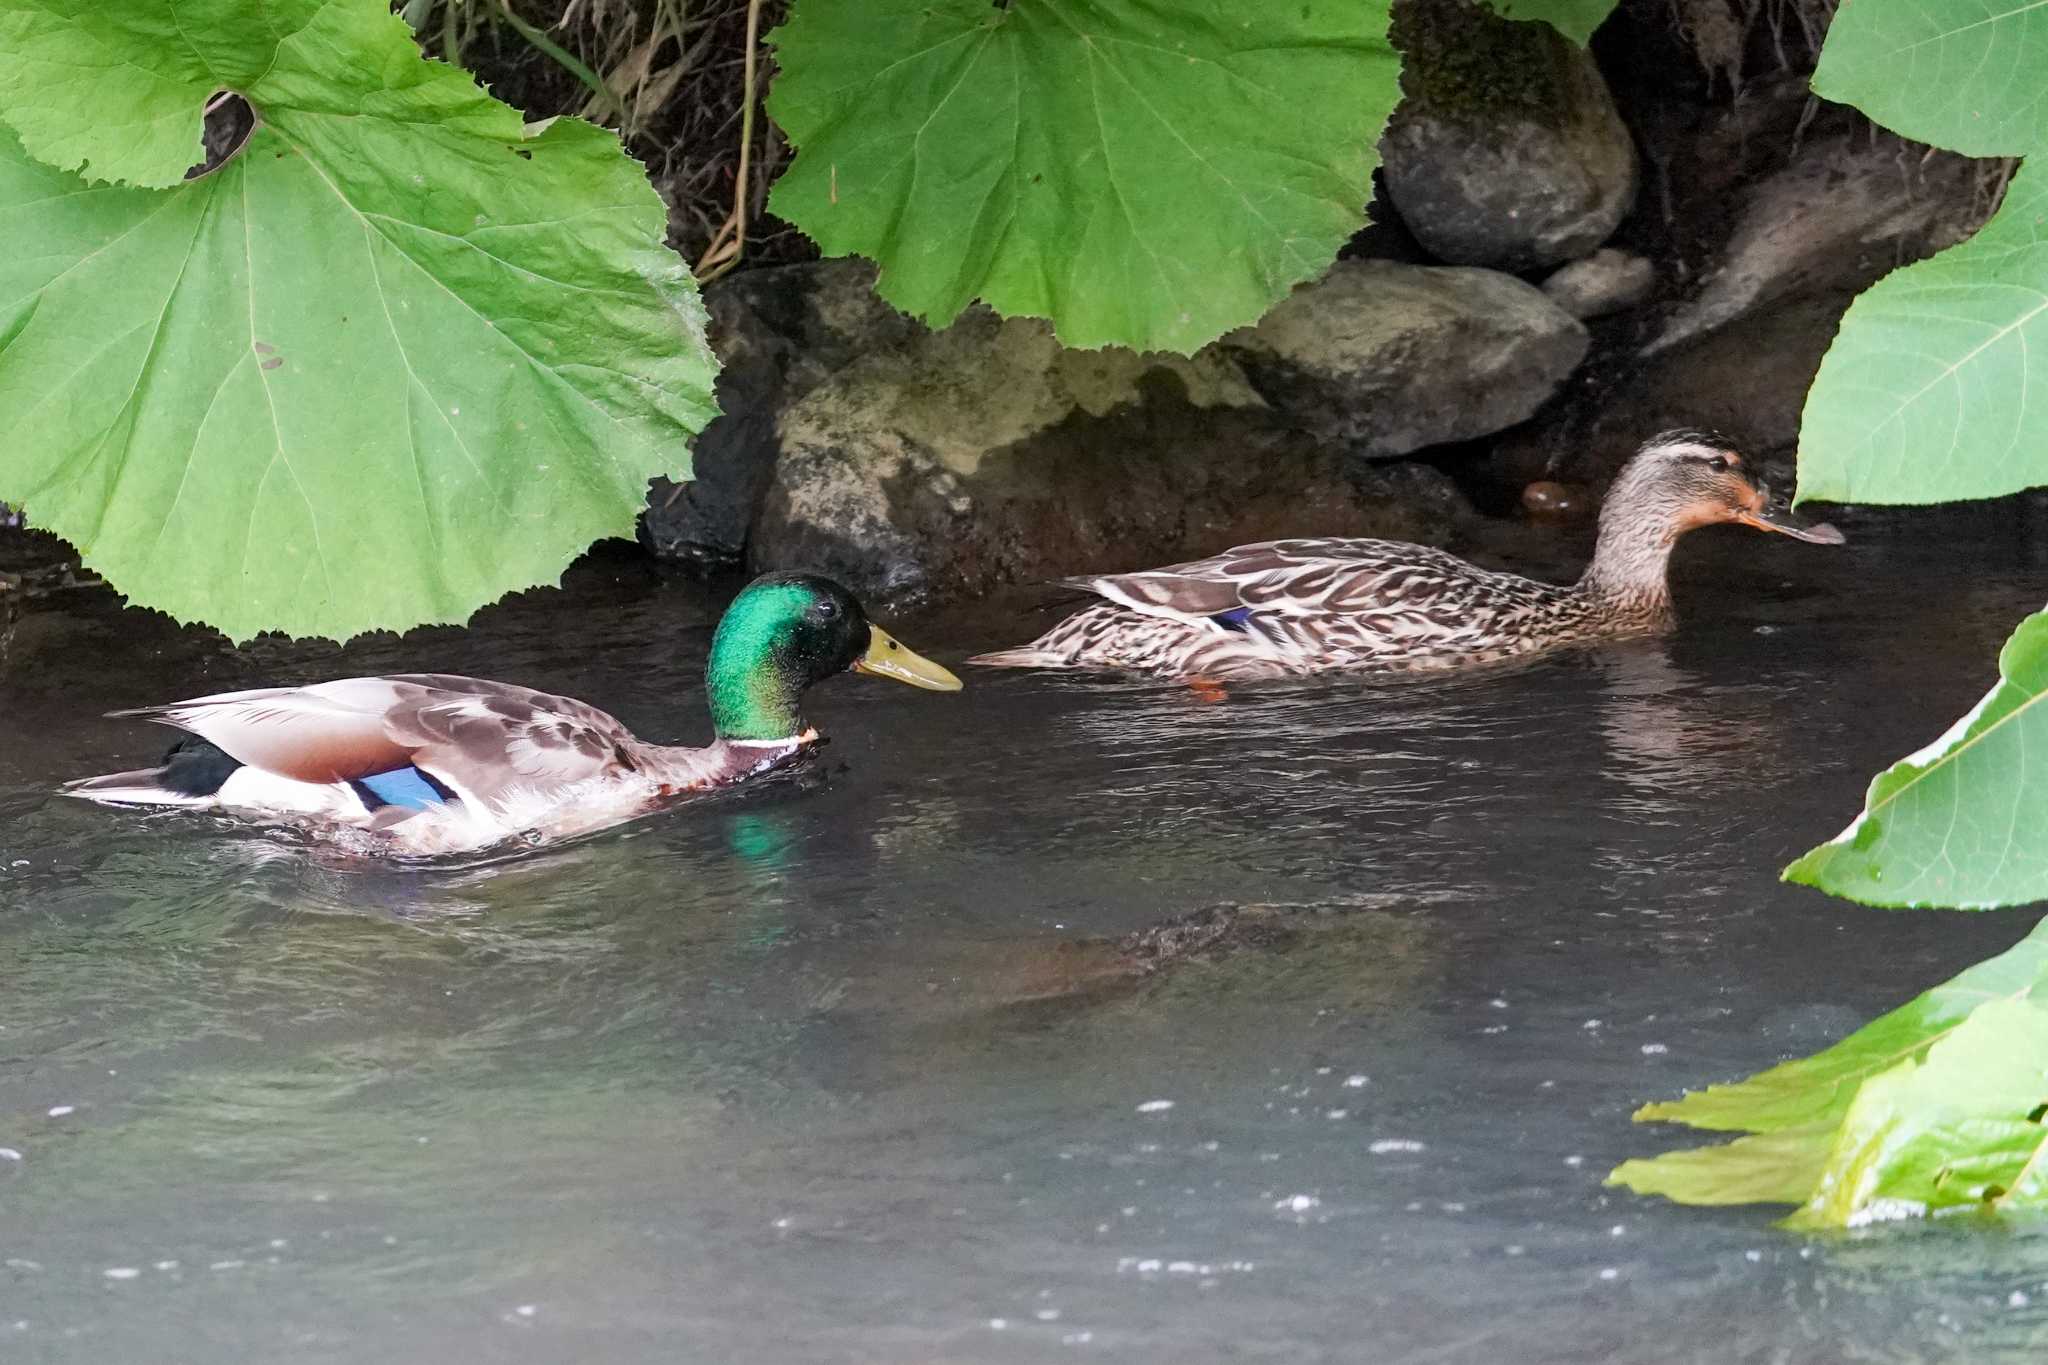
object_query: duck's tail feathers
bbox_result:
[60,767,215,807]
[60,736,245,806]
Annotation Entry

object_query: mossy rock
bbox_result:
[1382,0,1639,270]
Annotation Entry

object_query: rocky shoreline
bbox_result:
[640,0,1997,608]
[1,1,2005,633]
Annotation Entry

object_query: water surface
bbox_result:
[5,511,2048,1363]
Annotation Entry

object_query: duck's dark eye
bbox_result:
[1705,455,1731,472]
[812,598,839,621]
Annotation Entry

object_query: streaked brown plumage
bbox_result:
[970,432,1843,680]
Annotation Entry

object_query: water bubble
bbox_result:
[1136,1100,1174,1114]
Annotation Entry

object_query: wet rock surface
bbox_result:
[1542,248,1656,319]
[642,260,914,568]
[1221,260,1588,461]
[1382,0,1638,271]
[657,258,1505,604]
[1645,134,1989,357]
[750,298,1470,601]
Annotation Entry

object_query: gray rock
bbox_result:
[749,290,1472,604]
[641,260,912,567]
[1221,260,1589,459]
[1644,134,1990,356]
[1382,2,1638,271]
[718,255,1587,603]
[1542,248,1656,319]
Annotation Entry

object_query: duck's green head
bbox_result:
[705,572,961,742]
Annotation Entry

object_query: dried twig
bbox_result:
[693,0,765,283]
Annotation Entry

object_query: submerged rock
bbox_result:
[1382,0,1638,271]
[1220,260,1588,460]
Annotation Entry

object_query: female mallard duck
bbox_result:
[970,431,1842,680]
[62,573,961,855]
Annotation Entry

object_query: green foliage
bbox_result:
[1795,162,2048,509]
[0,0,296,188]
[1785,612,2048,908]
[1812,0,2048,158]
[1611,923,2048,1226]
[765,0,1400,353]
[1638,922,2048,1133]
[0,0,716,641]
[1479,0,1618,46]
[1631,0,2048,1231]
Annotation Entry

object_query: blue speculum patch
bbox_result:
[1213,607,1254,631]
[353,766,451,811]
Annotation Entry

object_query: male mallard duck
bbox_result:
[62,573,961,855]
[969,431,1842,680]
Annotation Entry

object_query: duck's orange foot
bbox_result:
[1186,676,1228,704]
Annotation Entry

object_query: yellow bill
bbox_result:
[856,625,963,691]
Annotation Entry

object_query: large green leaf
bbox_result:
[1812,0,2048,158]
[1616,999,2048,1227]
[1795,160,2048,509]
[1608,1123,1834,1207]
[1612,927,2048,1226]
[0,0,310,188]
[1785,612,2048,908]
[1635,918,2048,1130]
[1789,997,2048,1227]
[1480,0,1617,45]
[765,0,1399,353]
[0,0,715,641]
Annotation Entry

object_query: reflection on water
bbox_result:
[4,523,2048,1362]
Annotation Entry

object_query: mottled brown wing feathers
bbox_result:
[1060,572,1244,620]
[376,676,640,807]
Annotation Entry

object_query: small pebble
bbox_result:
[45,1106,73,1119]
[1135,1100,1174,1114]
[103,1268,139,1281]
